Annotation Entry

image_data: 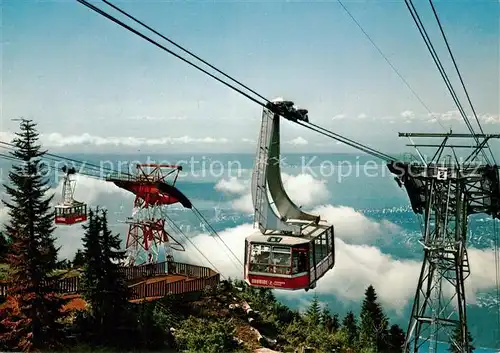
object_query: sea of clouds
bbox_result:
[0,169,497,316]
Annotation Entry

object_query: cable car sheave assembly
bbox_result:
[106,164,189,265]
[244,100,335,291]
[54,165,88,225]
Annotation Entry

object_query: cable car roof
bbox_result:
[55,201,86,208]
[246,223,332,246]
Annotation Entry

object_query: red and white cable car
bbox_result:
[245,225,334,290]
[54,166,88,225]
[244,101,335,291]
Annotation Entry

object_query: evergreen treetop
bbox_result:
[359,284,389,351]
[0,118,67,351]
[448,325,475,353]
[342,310,358,346]
[80,207,131,346]
[305,294,321,327]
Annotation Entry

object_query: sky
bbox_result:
[0,0,499,154]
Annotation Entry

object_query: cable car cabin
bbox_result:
[54,202,88,225]
[244,224,334,291]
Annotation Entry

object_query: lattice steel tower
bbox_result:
[387,132,500,352]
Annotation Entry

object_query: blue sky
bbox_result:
[1,0,498,154]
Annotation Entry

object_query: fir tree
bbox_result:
[98,209,130,332]
[0,231,10,260]
[359,285,389,351]
[0,119,68,351]
[448,325,475,353]
[81,208,105,325]
[321,305,339,332]
[321,305,333,332]
[342,310,358,346]
[72,249,85,268]
[305,294,321,327]
[80,208,131,344]
[331,313,340,332]
[387,324,405,352]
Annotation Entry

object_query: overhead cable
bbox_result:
[427,0,496,165]
[336,0,447,132]
[0,144,241,276]
[76,0,266,109]
[403,0,490,164]
[76,0,396,163]
[101,0,272,106]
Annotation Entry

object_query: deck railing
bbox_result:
[0,261,220,300]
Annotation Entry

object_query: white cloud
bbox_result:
[127,116,186,121]
[478,114,500,124]
[287,137,308,145]
[218,173,329,214]
[0,131,16,142]
[311,205,401,243]
[332,114,346,120]
[202,173,500,311]
[424,111,500,126]
[32,133,229,147]
[438,110,462,122]
[0,169,497,313]
[358,113,367,119]
[180,210,500,312]
[0,130,230,148]
[215,177,247,194]
[241,138,255,144]
[401,110,415,119]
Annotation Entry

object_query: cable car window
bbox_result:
[292,249,308,274]
[327,228,333,253]
[249,244,271,272]
[271,246,291,275]
[322,232,329,256]
[272,251,290,265]
[272,246,290,253]
[292,251,299,273]
[314,231,328,265]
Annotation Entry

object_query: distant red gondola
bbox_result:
[54,166,88,225]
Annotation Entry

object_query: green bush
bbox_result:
[174,316,240,353]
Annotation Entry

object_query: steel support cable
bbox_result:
[162,212,227,279]
[403,0,490,164]
[0,146,120,181]
[404,0,478,136]
[298,121,396,162]
[191,206,244,269]
[427,0,497,165]
[0,141,106,173]
[0,147,89,177]
[76,0,399,164]
[100,0,272,106]
[336,0,447,132]
[0,140,127,176]
[405,0,477,138]
[0,150,234,277]
[76,0,266,110]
